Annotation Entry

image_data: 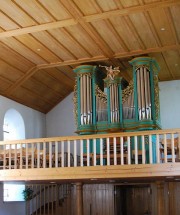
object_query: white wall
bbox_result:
[0,96,46,141]
[159,80,180,129]
[46,92,76,137]
[0,96,46,215]
[0,183,25,215]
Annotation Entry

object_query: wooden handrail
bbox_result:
[0,128,180,145]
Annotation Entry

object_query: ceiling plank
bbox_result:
[104,19,129,52]
[61,0,114,57]
[161,53,175,79]
[123,16,146,50]
[5,66,38,95]
[143,12,162,47]
[0,1,178,39]
[164,7,179,44]
[84,0,180,22]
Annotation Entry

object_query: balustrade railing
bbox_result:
[0,129,180,170]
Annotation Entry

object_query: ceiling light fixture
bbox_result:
[37,48,41,51]
[160,27,165,31]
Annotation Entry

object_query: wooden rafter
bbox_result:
[0,0,178,39]
[83,0,180,22]
[5,66,38,95]
[115,44,180,58]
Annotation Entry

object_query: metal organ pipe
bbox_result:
[80,74,93,125]
[140,67,145,119]
[136,66,152,120]
[86,75,90,124]
[80,76,84,125]
[109,83,120,123]
[137,69,142,120]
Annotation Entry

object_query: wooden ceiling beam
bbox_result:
[5,66,38,95]
[37,56,109,70]
[0,19,77,39]
[0,1,178,39]
[5,42,179,95]
[115,44,180,58]
[84,0,180,22]
[3,56,108,96]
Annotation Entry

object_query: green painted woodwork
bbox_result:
[74,58,161,160]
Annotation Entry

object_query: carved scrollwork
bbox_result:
[122,80,134,103]
[73,79,78,126]
[154,75,160,120]
[95,85,107,103]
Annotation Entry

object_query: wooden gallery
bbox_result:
[0,1,179,215]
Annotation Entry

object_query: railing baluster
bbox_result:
[61,141,64,167]
[14,144,17,169]
[68,140,70,167]
[37,142,40,168]
[74,140,77,167]
[55,141,58,168]
[26,145,28,169]
[156,134,160,164]
[3,145,6,169]
[149,135,153,164]
[120,136,124,165]
[171,133,175,163]
[87,139,90,167]
[107,138,110,166]
[31,143,34,169]
[80,140,83,167]
[100,138,103,166]
[178,133,180,160]
[93,138,96,166]
[113,137,117,165]
[49,141,52,168]
[164,134,167,163]
[43,141,46,168]
[142,136,145,164]
[20,144,22,169]
[9,145,11,169]
[134,136,138,165]
[127,136,131,164]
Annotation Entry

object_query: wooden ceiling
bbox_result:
[0,0,179,113]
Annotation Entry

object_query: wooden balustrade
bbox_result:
[0,129,180,170]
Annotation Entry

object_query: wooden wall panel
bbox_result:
[83,184,114,215]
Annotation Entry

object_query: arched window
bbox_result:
[3,109,25,142]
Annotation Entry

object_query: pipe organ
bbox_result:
[73,57,161,135]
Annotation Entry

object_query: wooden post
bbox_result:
[76,182,83,215]
[156,181,165,215]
